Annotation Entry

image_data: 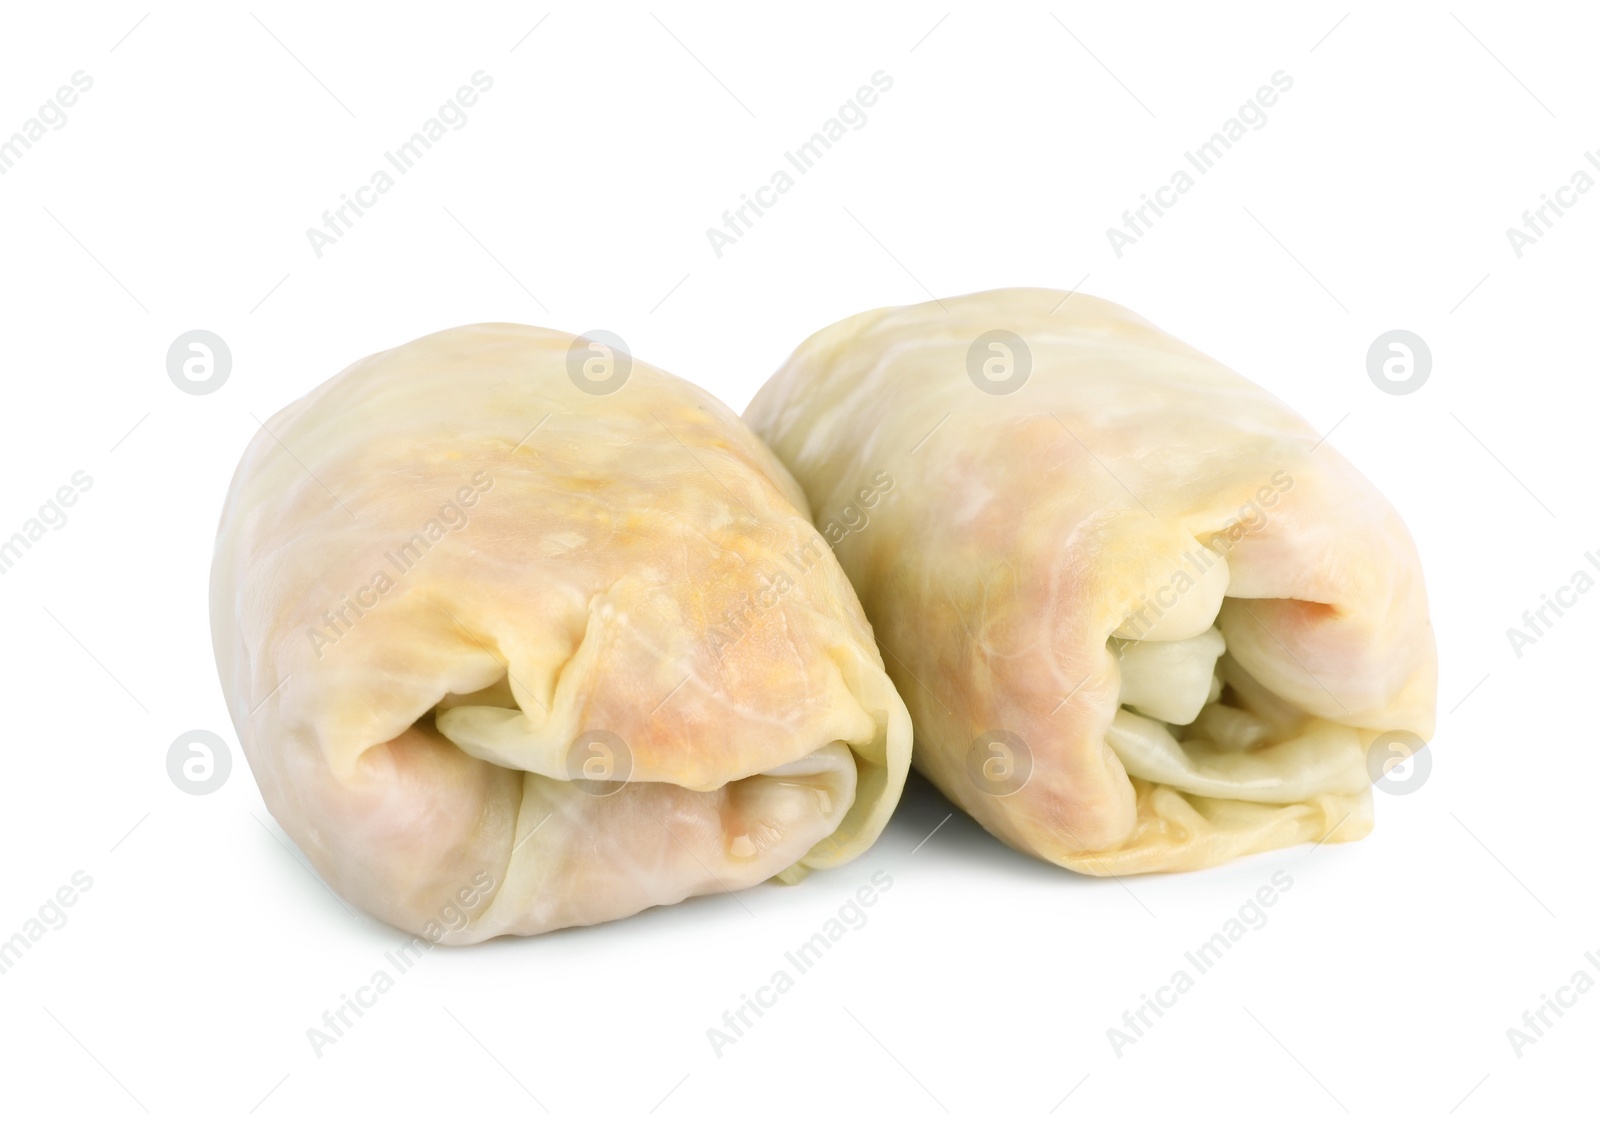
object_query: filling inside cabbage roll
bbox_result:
[1102,541,1369,809]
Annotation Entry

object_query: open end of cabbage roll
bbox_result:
[1000,502,1420,874]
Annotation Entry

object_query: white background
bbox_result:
[0,2,1594,1122]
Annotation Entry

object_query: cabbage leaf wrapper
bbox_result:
[212,324,911,940]
[746,289,1436,874]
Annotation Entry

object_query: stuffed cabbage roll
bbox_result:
[745,289,1436,874]
[211,324,910,940]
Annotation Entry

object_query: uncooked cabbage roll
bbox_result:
[211,325,910,940]
[746,289,1436,873]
